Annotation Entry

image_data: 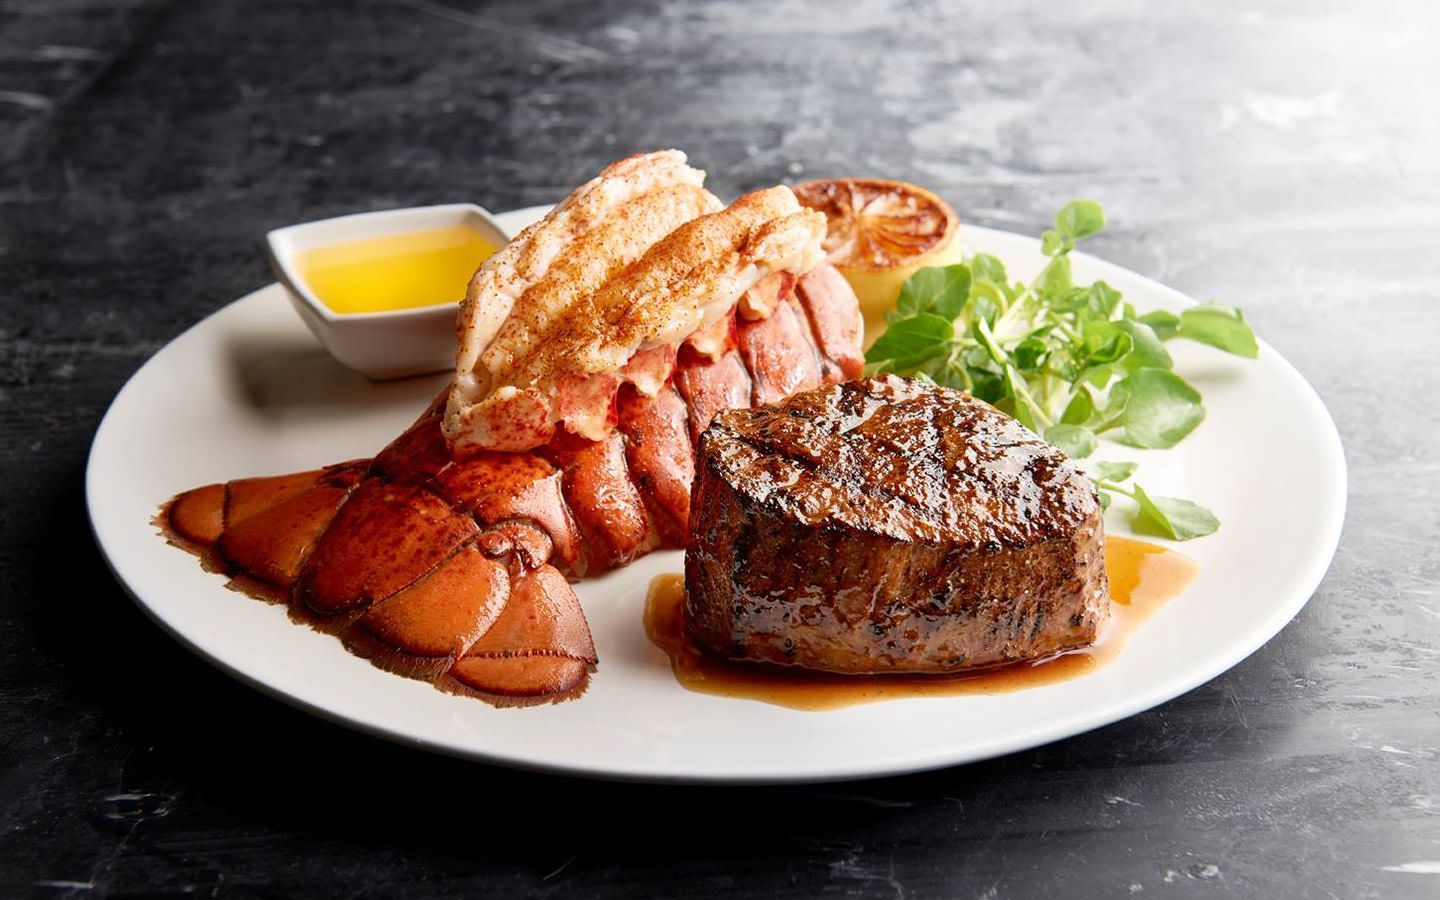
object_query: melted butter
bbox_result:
[298,225,496,315]
[644,535,1199,710]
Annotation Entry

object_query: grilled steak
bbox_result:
[685,375,1110,674]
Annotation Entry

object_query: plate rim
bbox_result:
[85,210,1348,784]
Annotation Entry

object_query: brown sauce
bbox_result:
[643,535,1199,710]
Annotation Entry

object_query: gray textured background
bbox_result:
[2,1,1437,897]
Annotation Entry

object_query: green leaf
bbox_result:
[1060,387,1094,425]
[1044,424,1097,459]
[864,313,953,367]
[969,279,1009,307]
[973,319,1008,368]
[970,370,1005,403]
[915,355,951,381]
[1138,309,1180,340]
[1109,369,1206,448]
[1042,255,1072,297]
[1083,331,1133,366]
[1178,304,1259,358]
[1002,364,1043,432]
[969,253,1008,286]
[962,347,993,370]
[1098,491,1112,511]
[970,295,1000,330]
[1052,355,1079,383]
[1013,337,1050,370]
[1093,460,1138,483]
[896,264,972,319]
[1085,281,1124,319]
[1055,199,1106,241]
[1041,229,1065,256]
[1132,485,1220,540]
[1115,320,1173,371]
[1083,361,1119,389]
[1092,381,1129,426]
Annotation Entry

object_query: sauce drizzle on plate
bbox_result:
[644,535,1199,710]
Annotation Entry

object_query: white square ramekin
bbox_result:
[264,203,509,380]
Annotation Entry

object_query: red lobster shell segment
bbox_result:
[163,264,863,704]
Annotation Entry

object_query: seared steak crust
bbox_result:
[685,375,1110,673]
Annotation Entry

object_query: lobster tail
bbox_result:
[163,263,862,703]
[163,152,864,704]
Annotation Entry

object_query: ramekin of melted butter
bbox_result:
[645,536,1199,710]
[266,204,507,380]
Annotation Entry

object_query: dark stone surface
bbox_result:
[2,1,1437,896]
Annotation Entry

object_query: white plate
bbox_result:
[87,207,1346,784]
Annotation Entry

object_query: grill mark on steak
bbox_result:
[715,387,956,541]
[703,382,1093,549]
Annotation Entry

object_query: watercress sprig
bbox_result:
[865,200,1256,540]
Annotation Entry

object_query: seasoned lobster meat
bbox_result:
[446,173,826,452]
[162,152,865,704]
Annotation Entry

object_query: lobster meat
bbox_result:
[163,152,864,704]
